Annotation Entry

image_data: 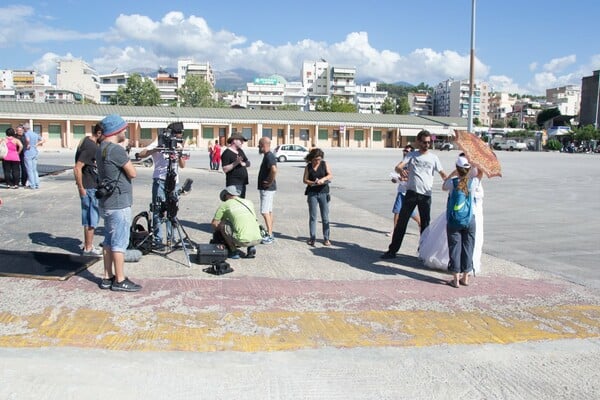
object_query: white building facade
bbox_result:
[546,85,580,116]
[56,59,101,103]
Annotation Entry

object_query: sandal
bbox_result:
[459,274,470,286]
[323,240,331,246]
[307,239,315,246]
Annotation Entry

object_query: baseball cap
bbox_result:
[219,185,240,201]
[456,156,470,169]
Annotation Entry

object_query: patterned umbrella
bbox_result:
[454,130,502,178]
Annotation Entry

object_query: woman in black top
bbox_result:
[303,148,333,246]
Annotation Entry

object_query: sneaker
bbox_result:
[228,250,241,260]
[83,246,103,257]
[110,277,142,292]
[380,251,396,259]
[99,276,115,290]
[246,246,256,258]
[261,235,274,245]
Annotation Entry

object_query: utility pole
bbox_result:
[468,0,476,133]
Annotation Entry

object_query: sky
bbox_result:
[1,0,599,95]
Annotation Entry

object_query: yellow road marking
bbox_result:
[1,305,599,351]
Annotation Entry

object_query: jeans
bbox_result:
[102,207,131,253]
[152,178,174,243]
[307,191,330,241]
[24,156,39,188]
[80,188,100,228]
[387,190,431,254]
[447,218,476,274]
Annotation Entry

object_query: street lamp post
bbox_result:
[468,0,476,133]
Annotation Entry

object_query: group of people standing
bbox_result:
[382,129,485,288]
[2,123,45,190]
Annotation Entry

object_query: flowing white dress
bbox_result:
[419,176,484,273]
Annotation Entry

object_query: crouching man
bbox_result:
[211,185,262,259]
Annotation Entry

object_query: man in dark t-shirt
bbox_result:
[257,137,277,244]
[221,133,251,198]
[74,123,103,256]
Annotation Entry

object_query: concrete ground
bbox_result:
[0,149,599,399]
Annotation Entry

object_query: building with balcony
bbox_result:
[489,92,517,124]
[330,66,356,104]
[355,82,387,114]
[177,59,215,89]
[56,59,101,103]
[302,60,330,110]
[153,69,178,106]
[579,70,600,128]
[99,72,129,104]
[407,91,433,115]
[433,78,490,125]
[546,85,580,116]
[245,76,286,110]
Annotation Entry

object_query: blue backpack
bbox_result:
[446,178,473,229]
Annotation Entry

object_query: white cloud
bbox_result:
[529,62,538,72]
[488,75,524,94]
[543,55,576,73]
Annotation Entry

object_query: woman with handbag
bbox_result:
[2,128,24,189]
[303,148,333,246]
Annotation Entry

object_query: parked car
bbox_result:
[436,142,454,151]
[497,139,527,152]
[273,144,309,162]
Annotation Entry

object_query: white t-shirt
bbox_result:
[146,139,180,182]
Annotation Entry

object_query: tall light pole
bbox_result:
[468,0,476,133]
[595,73,600,130]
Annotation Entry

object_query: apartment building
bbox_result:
[245,76,286,110]
[579,70,599,127]
[355,82,387,114]
[407,91,433,115]
[153,69,178,106]
[488,92,517,124]
[177,59,215,89]
[56,59,101,103]
[330,66,357,104]
[433,78,490,125]
[302,60,330,110]
[546,85,580,116]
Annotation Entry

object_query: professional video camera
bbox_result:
[158,122,184,150]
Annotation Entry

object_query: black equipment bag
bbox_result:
[129,211,152,255]
[196,244,228,265]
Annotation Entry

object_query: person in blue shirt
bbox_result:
[23,123,45,189]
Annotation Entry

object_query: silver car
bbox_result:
[273,144,309,162]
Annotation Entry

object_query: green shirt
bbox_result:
[214,198,262,244]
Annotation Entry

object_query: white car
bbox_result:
[273,144,309,162]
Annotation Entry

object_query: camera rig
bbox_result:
[148,122,196,266]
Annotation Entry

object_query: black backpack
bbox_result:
[129,211,152,254]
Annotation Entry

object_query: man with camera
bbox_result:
[96,114,141,292]
[73,122,103,256]
[137,123,188,250]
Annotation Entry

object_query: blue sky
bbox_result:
[1,0,599,95]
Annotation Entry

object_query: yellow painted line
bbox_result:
[1,305,599,351]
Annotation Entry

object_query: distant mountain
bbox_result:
[215,68,297,92]
[392,81,414,87]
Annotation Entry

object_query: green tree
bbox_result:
[315,97,356,112]
[473,117,481,127]
[507,117,520,128]
[315,98,331,112]
[176,74,218,107]
[396,97,410,114]
[110,73,161,106]
[536,107,561,127]
[380,97,396,114]
[574,124,599,141]
[491,119,505,128]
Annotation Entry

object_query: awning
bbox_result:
[138,121,167,129]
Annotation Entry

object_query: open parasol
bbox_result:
[453,130,502,178]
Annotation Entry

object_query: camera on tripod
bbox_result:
[158,122,184,150]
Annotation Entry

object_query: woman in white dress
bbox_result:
[419,153,484,274]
